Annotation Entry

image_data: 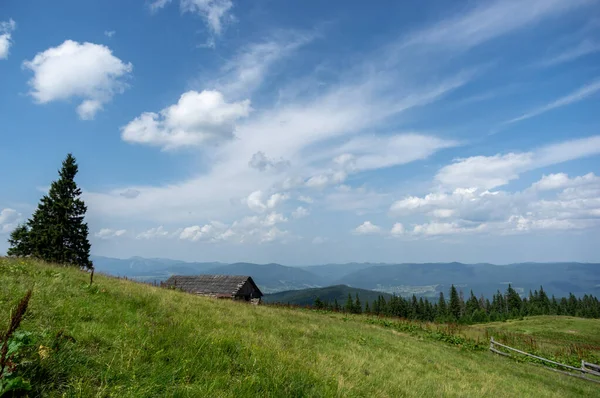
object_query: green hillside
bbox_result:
[263,285,392,307]
[1,257,598,397]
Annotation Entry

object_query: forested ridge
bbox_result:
[284,284,600,324]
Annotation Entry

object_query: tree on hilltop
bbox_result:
[7,154,93,269]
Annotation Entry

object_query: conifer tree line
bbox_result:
[312,284,600,323]
[6,154,93,270]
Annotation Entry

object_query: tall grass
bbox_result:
[1,257,598,397]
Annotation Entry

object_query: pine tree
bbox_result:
[449,285,461,321]
[437,292,447,319]
[7,154,92,269]
[365,301,370,314]
[354,294,362,314]
[345,294,354,313]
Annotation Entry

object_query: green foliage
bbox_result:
[449,285,461,321]
[7,154,92,269]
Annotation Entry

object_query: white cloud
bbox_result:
[260,227,289,243]
[390,171,600,238]
[329,134,458,173]
[136,226,169,239]
[245,191,288,213]
[390,222,405,236]
[436,153,533,191]
[538,39,600,67]
[0,19,16,60]
[305,171,347,189]
[104,30,116,38]
[412,222,472,236]
[298,196,314,204]
[504,80,600,125]
[292,206,309,219]
[181,0,233,35]
[150,0,233,37]
[178,214,291,244]
[121,90,250,149]
[179,222,227,241]
[435,136,600,190]
[403,0,591,51]
[95,228,127,239]
[0,208,21,234]
[215,32,316,98]
[23,40,133,120]
[353,221,382,235]
[248,151,290,172]
[262,212,287,227]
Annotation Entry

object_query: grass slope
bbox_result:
[264,285,392,307]
[1,258,598,397]
[466,316,600,358]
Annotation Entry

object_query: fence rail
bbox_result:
[490,337,600,384]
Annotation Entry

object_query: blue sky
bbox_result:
[1,0,600,265]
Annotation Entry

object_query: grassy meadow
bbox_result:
[1,257,599,397]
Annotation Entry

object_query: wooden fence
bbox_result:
[490,337,600,384]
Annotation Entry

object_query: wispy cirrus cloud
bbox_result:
[402,0,591,51]
[502,80,600,126]
[538,39,600,67]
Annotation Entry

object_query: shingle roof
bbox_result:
[163,275,263,297]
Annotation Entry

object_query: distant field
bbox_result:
[1,257,598,397]
[465,316,600,360]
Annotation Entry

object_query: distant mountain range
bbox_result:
[91,256,600,298]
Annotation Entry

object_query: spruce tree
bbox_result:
[437,292,447,318]
[354,294,362,314]
[449,285,461,321]
[7,154,92,269]
[345,294,354,313]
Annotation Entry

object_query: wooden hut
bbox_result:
[163,275,263,304]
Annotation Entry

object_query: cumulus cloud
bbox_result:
[391,171,600,237]
[178,213,291,244]
[435,136,600,191]
[291,206,309,219]
[0,19,16,60]
[353,221,382,235]
[121,90,250,149]
[245,190,288,213]
[248,151,290,172]
[136,226,169,239]
[390,223,405,236]
[95,228,127,239]
[0,208,21,234]
[262,212,287,226]
[305,171,347,189]
[23,40,133,120]
[298,196,314,204]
